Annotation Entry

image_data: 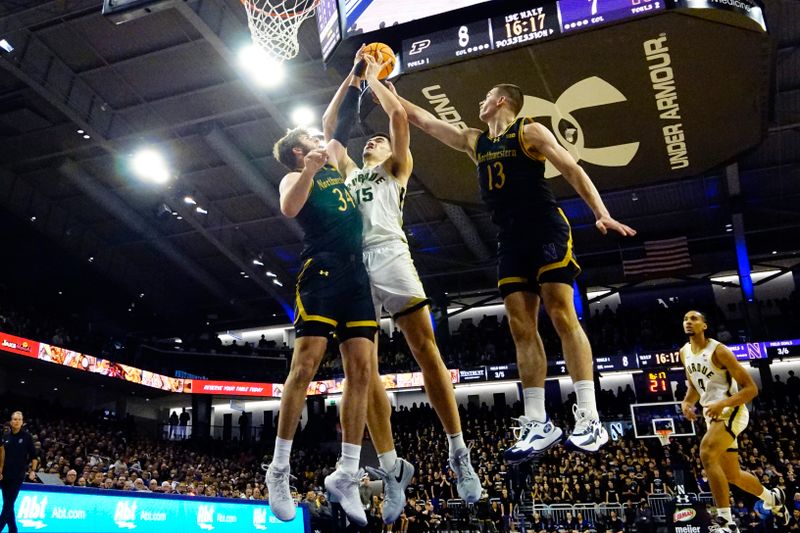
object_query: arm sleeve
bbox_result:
[332,85,361,146]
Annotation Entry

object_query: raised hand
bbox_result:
[595,216,637,237]
[304,148,328,173]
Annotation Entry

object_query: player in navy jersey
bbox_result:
[389,81,635,457]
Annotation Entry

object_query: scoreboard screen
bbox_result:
[400,0,663,73]
[316,0,343,61]
[557,0,664,32]
[342,0,494,37]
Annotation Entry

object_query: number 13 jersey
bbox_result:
[346,164,407,249]
[475,117,557,234]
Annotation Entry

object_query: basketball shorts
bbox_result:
[363,241,430,320]
[704,404,749,450]
[294,252,378,340]
[496,208,581,298]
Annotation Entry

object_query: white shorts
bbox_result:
[363,241,429,319]
[704,404,749,450]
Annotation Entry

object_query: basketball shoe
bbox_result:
[324,468,368,527]
[365,458,414,524]
[566,404,609,453]
[769,487,790,525]
[266,464,296,521]
[449,447,482,503]
[503,416,563,464]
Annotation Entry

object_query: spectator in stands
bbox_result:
[169,411,179,439]
[64,469,77,486]
[178,408,190,439]
[635,499,654,533]
[606,510,625,533]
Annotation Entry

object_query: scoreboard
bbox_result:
[400,0,664,73]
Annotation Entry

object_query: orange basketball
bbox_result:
[363,42,396,80]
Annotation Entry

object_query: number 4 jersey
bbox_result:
[346,164,407,249]
[475,117,558,236]
[681,339,739,407]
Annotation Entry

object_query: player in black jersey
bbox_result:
[267,85,379,525]
[389,82,635,456]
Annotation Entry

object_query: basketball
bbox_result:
[363,42,396,80]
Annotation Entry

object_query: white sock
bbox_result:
[717,507,733,524]
[760,488,776,507]
[378,449,398,472]
[447,432,467,457]
[573,380,599,419]
[272,437,292,468]
[340,443,361,475]
[523,387,547,422]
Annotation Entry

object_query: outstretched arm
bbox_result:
[323,46,364,176]
[322,45,365,140]
[386,81,481,163]
[523,121,637,237]
[363,55,411,182]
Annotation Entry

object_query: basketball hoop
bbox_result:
[240,0,320,61]
[656,429,673,446]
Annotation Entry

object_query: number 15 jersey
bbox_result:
[475,117,557,234]
[346,164,407,249]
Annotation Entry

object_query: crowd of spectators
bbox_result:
[2,381,800,533]
[4,284,800,382]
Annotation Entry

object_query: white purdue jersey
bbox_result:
[681,338,737,407]
[346,164,407,248]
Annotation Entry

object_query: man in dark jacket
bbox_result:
[0,412,39,533]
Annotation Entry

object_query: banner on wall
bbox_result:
[13,484,306,533]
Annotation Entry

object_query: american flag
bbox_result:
[623,237,692,276]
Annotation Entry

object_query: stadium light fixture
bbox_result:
[131,148,171,184]
[291,106,315,128]
[238,44,285,88]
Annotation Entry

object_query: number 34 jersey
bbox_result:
[346,164,407,249]
[475,117,558,233]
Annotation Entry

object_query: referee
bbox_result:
[0,411,38,533]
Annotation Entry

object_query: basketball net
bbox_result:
[656,429,672,446]
[240,0,319,61]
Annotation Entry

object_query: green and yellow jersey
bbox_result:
[295,164,363,258]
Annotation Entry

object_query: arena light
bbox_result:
[0,39,13,53]
[273,279,283,287]
[131,148,171,184]
[238,44,285,88]
[587,289,612,299]
[710,269,781,284]
[252,258,264,266]
[266,271,276,277]
[291,106,315,128]
[183,196,196,205]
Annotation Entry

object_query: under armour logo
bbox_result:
[519,76,639,178]
[319,270,329,277]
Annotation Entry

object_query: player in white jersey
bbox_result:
[321,52,481,524]
[680,310,788,533]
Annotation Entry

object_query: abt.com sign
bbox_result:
[14,484,307,533]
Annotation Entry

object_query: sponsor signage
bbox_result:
[0,332,38,358]
[190,380,273,397]
[13,484,306,533]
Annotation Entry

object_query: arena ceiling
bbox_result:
[0,0,798,332]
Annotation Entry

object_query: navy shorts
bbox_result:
[496,208,581,298]
[294,252,378,340]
